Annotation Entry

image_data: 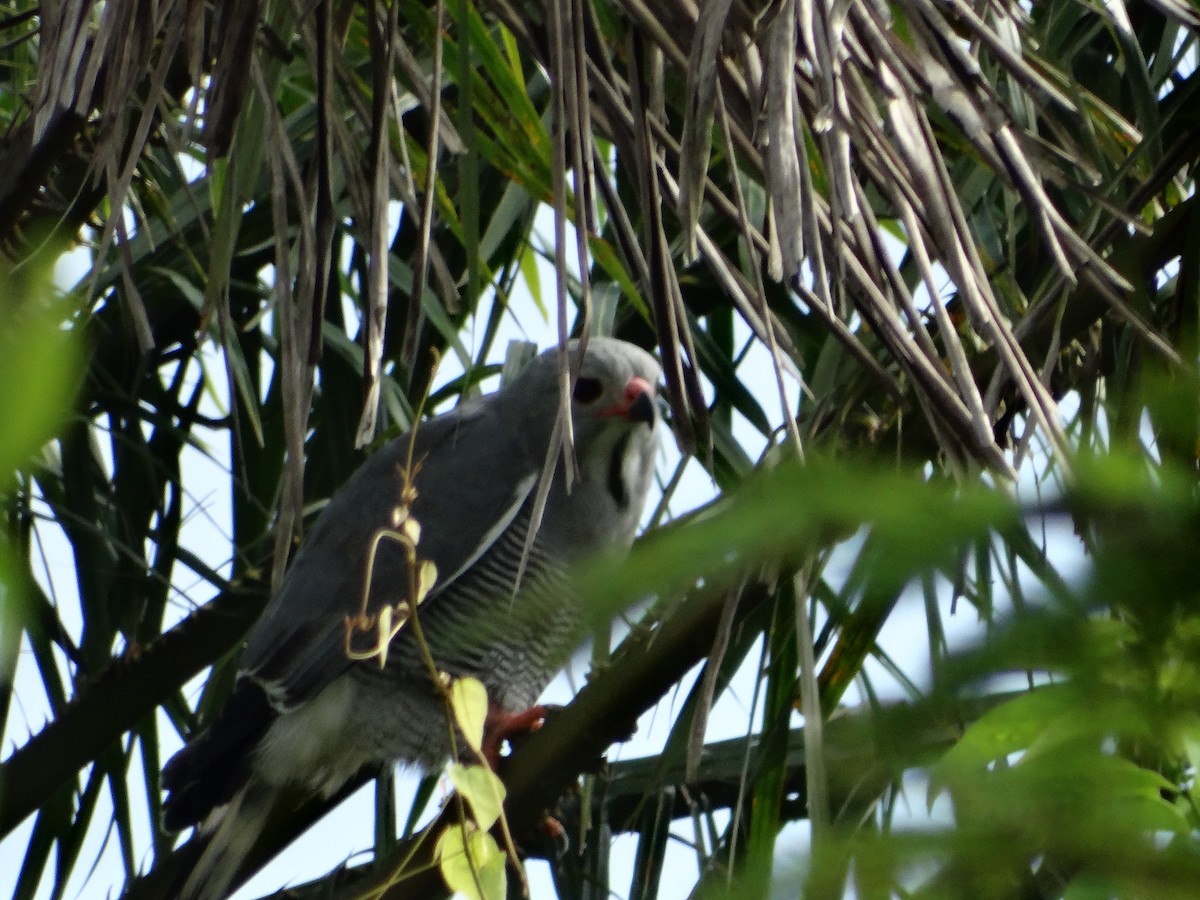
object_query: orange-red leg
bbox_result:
[481,704,548,767]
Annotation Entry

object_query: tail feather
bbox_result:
[178,782,276,900]
[163,682,273,833]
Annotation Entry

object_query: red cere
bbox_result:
[624,376,654,405]
[595,376,656,419]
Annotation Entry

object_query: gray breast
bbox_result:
[349,500,576,762]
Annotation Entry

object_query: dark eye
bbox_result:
[572,376,603,404]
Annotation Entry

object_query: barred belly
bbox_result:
[348,505,578,767]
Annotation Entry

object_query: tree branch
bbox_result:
[320,581,770,900]
[0,581,265,838]
[118,578,770,900]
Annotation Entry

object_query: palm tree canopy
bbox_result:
[1,0,1199,897]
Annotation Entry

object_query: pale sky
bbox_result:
[0,209,1091,900]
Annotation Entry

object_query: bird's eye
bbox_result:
[572,377,603,404]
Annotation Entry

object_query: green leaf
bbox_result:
[435,821,506,900]
[449,676,488,755]
[447,762,506,832]
[0,250,80,481]
[572,456,1014,631]
[928,684,1079,805]
[517,242,545,319]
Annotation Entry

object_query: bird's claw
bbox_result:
[481,703,554,767]
[537,811,569,859]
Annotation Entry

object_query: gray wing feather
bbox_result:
[240,397,538,709]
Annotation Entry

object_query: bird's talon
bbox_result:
[538,813,569,858]
[482,704,549,766]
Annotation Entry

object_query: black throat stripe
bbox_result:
[607,432,632,509]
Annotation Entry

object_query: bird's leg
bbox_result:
[481,703,548,767]
[481,704,574,858]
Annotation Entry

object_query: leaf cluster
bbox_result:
[0,0,1199,898]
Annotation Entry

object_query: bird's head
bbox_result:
[506,336,661,446]
[504,338,662,545]
[566,338,661,431]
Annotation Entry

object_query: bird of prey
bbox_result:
[161,337,661,900]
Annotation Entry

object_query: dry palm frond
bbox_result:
[5,1,1198,898]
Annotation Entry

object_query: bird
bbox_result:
[160,337,662,900]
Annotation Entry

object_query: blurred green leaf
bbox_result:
[0,248,80,482]
[447,763,505,833]
[435,821,506,900]
[449,676,489,756]
[574,457,1015,630]
[5,0,1200,898]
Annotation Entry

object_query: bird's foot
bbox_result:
[534,810,569,859]
[481,703,550,767]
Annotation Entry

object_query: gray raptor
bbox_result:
[161,337,662,900]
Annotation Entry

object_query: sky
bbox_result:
[0,209,1093,900]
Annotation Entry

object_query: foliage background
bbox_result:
[2,0,1200,897]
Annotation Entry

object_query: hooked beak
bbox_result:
[596,376,657,426]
